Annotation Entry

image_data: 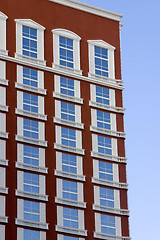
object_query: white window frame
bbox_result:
[56,178,86,208]
[17,227,46,240]
[94,213,122,240]
[16,91,47,121]
[16,171,48,201]
[52,29,82,75]
[0,113,8,139]
[16,117,47,147]
[0,167,8,194]
[16,199,48,229]
[0,61,8,86]
[15,19,46,65]
[0,224,5,240]
[57,235,84,240]
[54,126,84,155]
[54,100,83,129]
[0,140,8,166]
[88,40,115,80]
[16,65,47,95]
[0,195,8,223]
[16,143,47,174]
[0,12,8,56]
[0,87,8,112]
[56,206,87,236]
[55,152,85,181]
[53,75,83,104]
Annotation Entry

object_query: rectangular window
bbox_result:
[62,153,77,174]
[59,36,73,68]
[97,110,111,130]
[101,214,116,235]
[98,136,112,155]
[23,119,39,139]
[63,207,78,229]
[23,145,39,166]
[61,127,76,148]
[62,179,77,201]
[94,46,108,77]
[99,161,113,182]
[96,86,110,105]
[22,26,37,59]
[61,102,75,122]
[23,172,39,194]
[23,67,38,88]
[24,200,39,222]
[23,92,38,113]
[100,187,114,208]
[24,229,40,240]
[60,77,74,96]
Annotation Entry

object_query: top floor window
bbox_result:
[52,29,82,74]
[22,26,37,59]
[0,12,8,55]
[95,46,108,77]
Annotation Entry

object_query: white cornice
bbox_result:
[0,12,8,20]
[14,19,45,30]
[49,0,123,22]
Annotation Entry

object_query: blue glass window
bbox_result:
[24,200,39,222]
[63,236,78,240]
[100,187,114,208]
[59,36,74,68]
[63,207,78,229]
[24,172,39,194]
[23,119,39,139]
[22,26,37,58]
[94,46,108,77]
[62,179,77,201]
[23,145,39,166]
[60,77,74,96]
[24,229,40,240]
[99,161,113,182]
[62,153,77,174]
[98,136,112,155]
[96,86,110,105]
[61,102,75,122]
[101,214,116,235]
[23,67,38,88]
[97,110,111,130]
[23,92,38,113]
[61,127,76,148]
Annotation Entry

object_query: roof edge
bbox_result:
[48,0,123,22]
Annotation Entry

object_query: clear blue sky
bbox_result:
[79,0,160,239]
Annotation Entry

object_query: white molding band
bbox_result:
[90,126,125,138]
[16,162,48,174]
[53,91,83,104]
[15,135,48,147]
[15,53,46,66]
[0,187,8,194]
[89,101,125,113]
[91,151,126,164]
[0,158,8,166]
[54,117,84,129]
[94,232,131,240]
[0,216,8,223]
[54,169,85,182]
[55,225,87,236]
[92,177,128,190]
[15,82,47,95]
[54,143,85,155]
[15,218,49,230]
[0,105,8,112]
[15,190,48,202]
[55,197,86,208]
[93,204,129,216]
[15,109,47,121]
[0,131,8,139]
[0,78,8,86]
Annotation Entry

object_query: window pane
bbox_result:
[101,214,116,235]
[62,179,77,201]
[23,67,38,88]
[59,36,74,69]
[100,187,114,208]
[24,172,39,194]
[94,46,108,77]
[61,101,75,122]
[97,110,111,130]
[62,153,77,174]
[24,200,39,222]
[61,127,76,148]
[98,136,112,155]
[96,86,110,105]
[23,145,39,166]
[63,207,78,229]
[24,229,40,240]
[98,161,113,181]
[60,77,74,96]
[22,26,37,59]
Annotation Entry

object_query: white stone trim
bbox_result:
[54,143,84,155]
[90,126,125,138]
[92,177,128,190]
[0,224,5,240]
[54,117,84,129]
[0,167,8,194]
[91,151,126,163]
[0,12,8,56]
[0,87,8,112]
[57,235,84,240]
[48,0,123,22]
[53,92,83,104]
[16,162,48,174]
[15,109,47,121]
[55,197,86,208]
[55,225,87,236]
[0,196,7,223]
[89,101,125,113]
[0,79,8,86]
[15,82,47,95]
[94,232,131,240]
[93,204,129,216]
[15,218,48,229]
[16,135,47,147]
[55,169,85,182]
[0,216,8,223]
[17,228,46,240]
[15,190,48,201]
[0,159,8,166]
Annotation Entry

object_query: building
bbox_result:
[0,0,130,239]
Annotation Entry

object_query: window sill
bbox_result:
[94,232,130,240]
[0,158,8,166]
[89,101,125,113]
[53,92,83,104]
[0,216,8,223]
[54,143,85,155]
[55,225,87,236]
[15,82,47,95]
[54,169,85,182]
[91,151,126,163]
[53,63,82,75]
[54,117,84,129]
[93,204,129,216]
[15,135,47,147]
[15,190,48,201]
[15,53,46,66]
[55,197,86,208]
[0,49,8,56]
[15,109,47,121]
[0,131,8,139]
[0,187,8,194]
[88,73,123,87]
[90,126,125,138]
[0,105,9,112]
[16,162,48,174]
[15,218,49,230]
[92,177,128,190]
[0,78,9,86]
